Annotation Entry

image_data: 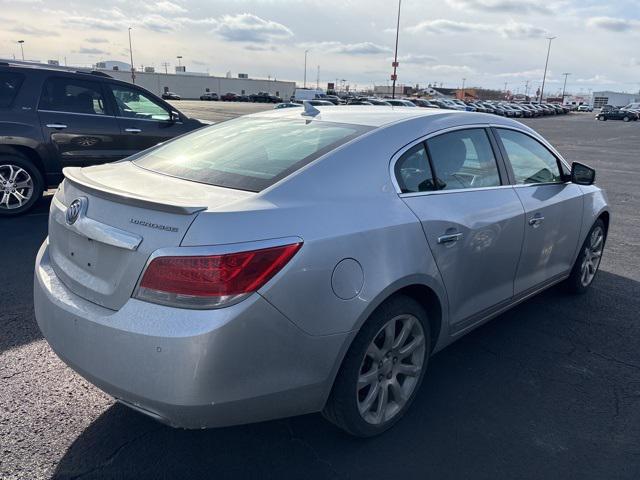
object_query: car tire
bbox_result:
[0,154,44,217]
[323,295,431,437]
[565,219,606,294]
[598,115,606,121]
[623,116,630,122]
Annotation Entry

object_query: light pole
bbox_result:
[17,40,24,61]
[128,28,135,84]
[539,36,556,104]
[561,72,571,103]
[303,50,309,88]
[177,55,182,67]
[391,0,402,99]
[461,77,466,100]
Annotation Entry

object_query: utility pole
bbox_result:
[161,62,170,74]
[316,65,320,89]
[525,80,530,98]
[177,55,182,67]
[17,40,24,61]
[303,50,309,88]
[561,72,571,103]
[391,0,402,99]
[128,27,135,84]
[504,82,508,99]
[539,36,556,103]
[461,77,466,100]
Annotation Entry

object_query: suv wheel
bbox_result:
[598,115,606,121]
[0,155,44,216]
[623,115,630,122]
[323,295,431,437]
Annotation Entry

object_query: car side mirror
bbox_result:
[571,162,596,185]
[169,111,181,123]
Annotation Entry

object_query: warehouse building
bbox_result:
[592,91,640,109]
[101,69,296,100]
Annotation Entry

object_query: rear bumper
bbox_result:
[34,241,348,429]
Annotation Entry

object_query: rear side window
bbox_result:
[0,72,24,108]
[395,143,434,193]
[426,129,501,190]
[134,117,370,192]
[39,77,106,115]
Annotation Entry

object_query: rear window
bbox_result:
[133,117,369,192]
[0,72,24,108]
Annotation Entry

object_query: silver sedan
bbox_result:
[34,105,609,437]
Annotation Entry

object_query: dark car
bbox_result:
[199,92,218,101]
[365,98,392,106]
[0,62,206,215]
[249,92,282,103]
[407,98,440,108]
[161,91,181,100]
[220,92,238,101]
[236,94,250,102]
[597,108,638,122]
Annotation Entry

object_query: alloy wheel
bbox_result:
[356,314,426,425]
[0,164,34,210]
[580,226,604,287]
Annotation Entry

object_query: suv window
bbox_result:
[395,143,434,193]
[496,129,562,184]
[39,77,106,115]
[426,129,501,190]
[111,84,170,121]
[0,72,24,108]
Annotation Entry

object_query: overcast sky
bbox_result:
[2,0,639,93]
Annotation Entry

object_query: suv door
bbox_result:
[396,128,525,332]
[38,76,123,167]
[108,83,193,155]
[494,128,583,294]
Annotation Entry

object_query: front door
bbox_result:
[107,83,191,156]
[397,128,525,331]
[38,76,124,167]
[494,128,583,295]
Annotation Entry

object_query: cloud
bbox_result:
[575,75,613,85]
[499,21,550,38]
[213,13,293,42]
[304,41,391,55]
[139,14,176,33]
[587,16,640,32]
[76,47,109,55]
[85,37,109,44]
[11,25,59,36]
[151,1,187,14]
[446,0,552,15]
[406,19,549,38]
[453,52,501,62]
[426,64,475,75]
[64,9,126,31]
[497,69,545,78]
[407,19,488,35]
[244,45,277,52]
[394,53,439,64]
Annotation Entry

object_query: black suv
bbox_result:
[0,63,205,215]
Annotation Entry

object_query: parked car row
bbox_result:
[596,105,639,122]
[198,91,283,103]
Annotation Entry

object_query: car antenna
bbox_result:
[301,100,320,117]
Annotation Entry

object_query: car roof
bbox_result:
[246,105,528,129]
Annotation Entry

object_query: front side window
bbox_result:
[496,129,562,184]
[134,117,369,192]
[39,77,106,115]
[426,129,501,190]
[0,72,24,108]
[110,85,170,121]
[395,143,434,193]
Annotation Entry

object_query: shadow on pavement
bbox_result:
[0,195,51,353]
[52,271,640,480]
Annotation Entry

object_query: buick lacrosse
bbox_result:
[35,104,609,437]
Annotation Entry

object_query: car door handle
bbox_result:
[528,215,545,227]
[46,123,67,129]
[125,128,142,133]
[437,232,463,244]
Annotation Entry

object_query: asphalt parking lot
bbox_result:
[1,108,639,479]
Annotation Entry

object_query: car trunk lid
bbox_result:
[48,162,253,310]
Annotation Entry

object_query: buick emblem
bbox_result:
[66,198,85,225]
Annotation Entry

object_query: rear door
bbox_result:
[107,83,193,156]
[493,128,583,294]
[37,75,124,167]
[397,127,525,332]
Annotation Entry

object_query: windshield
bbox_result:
[134,117,369,192]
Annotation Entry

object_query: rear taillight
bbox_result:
[135,242,302,309]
